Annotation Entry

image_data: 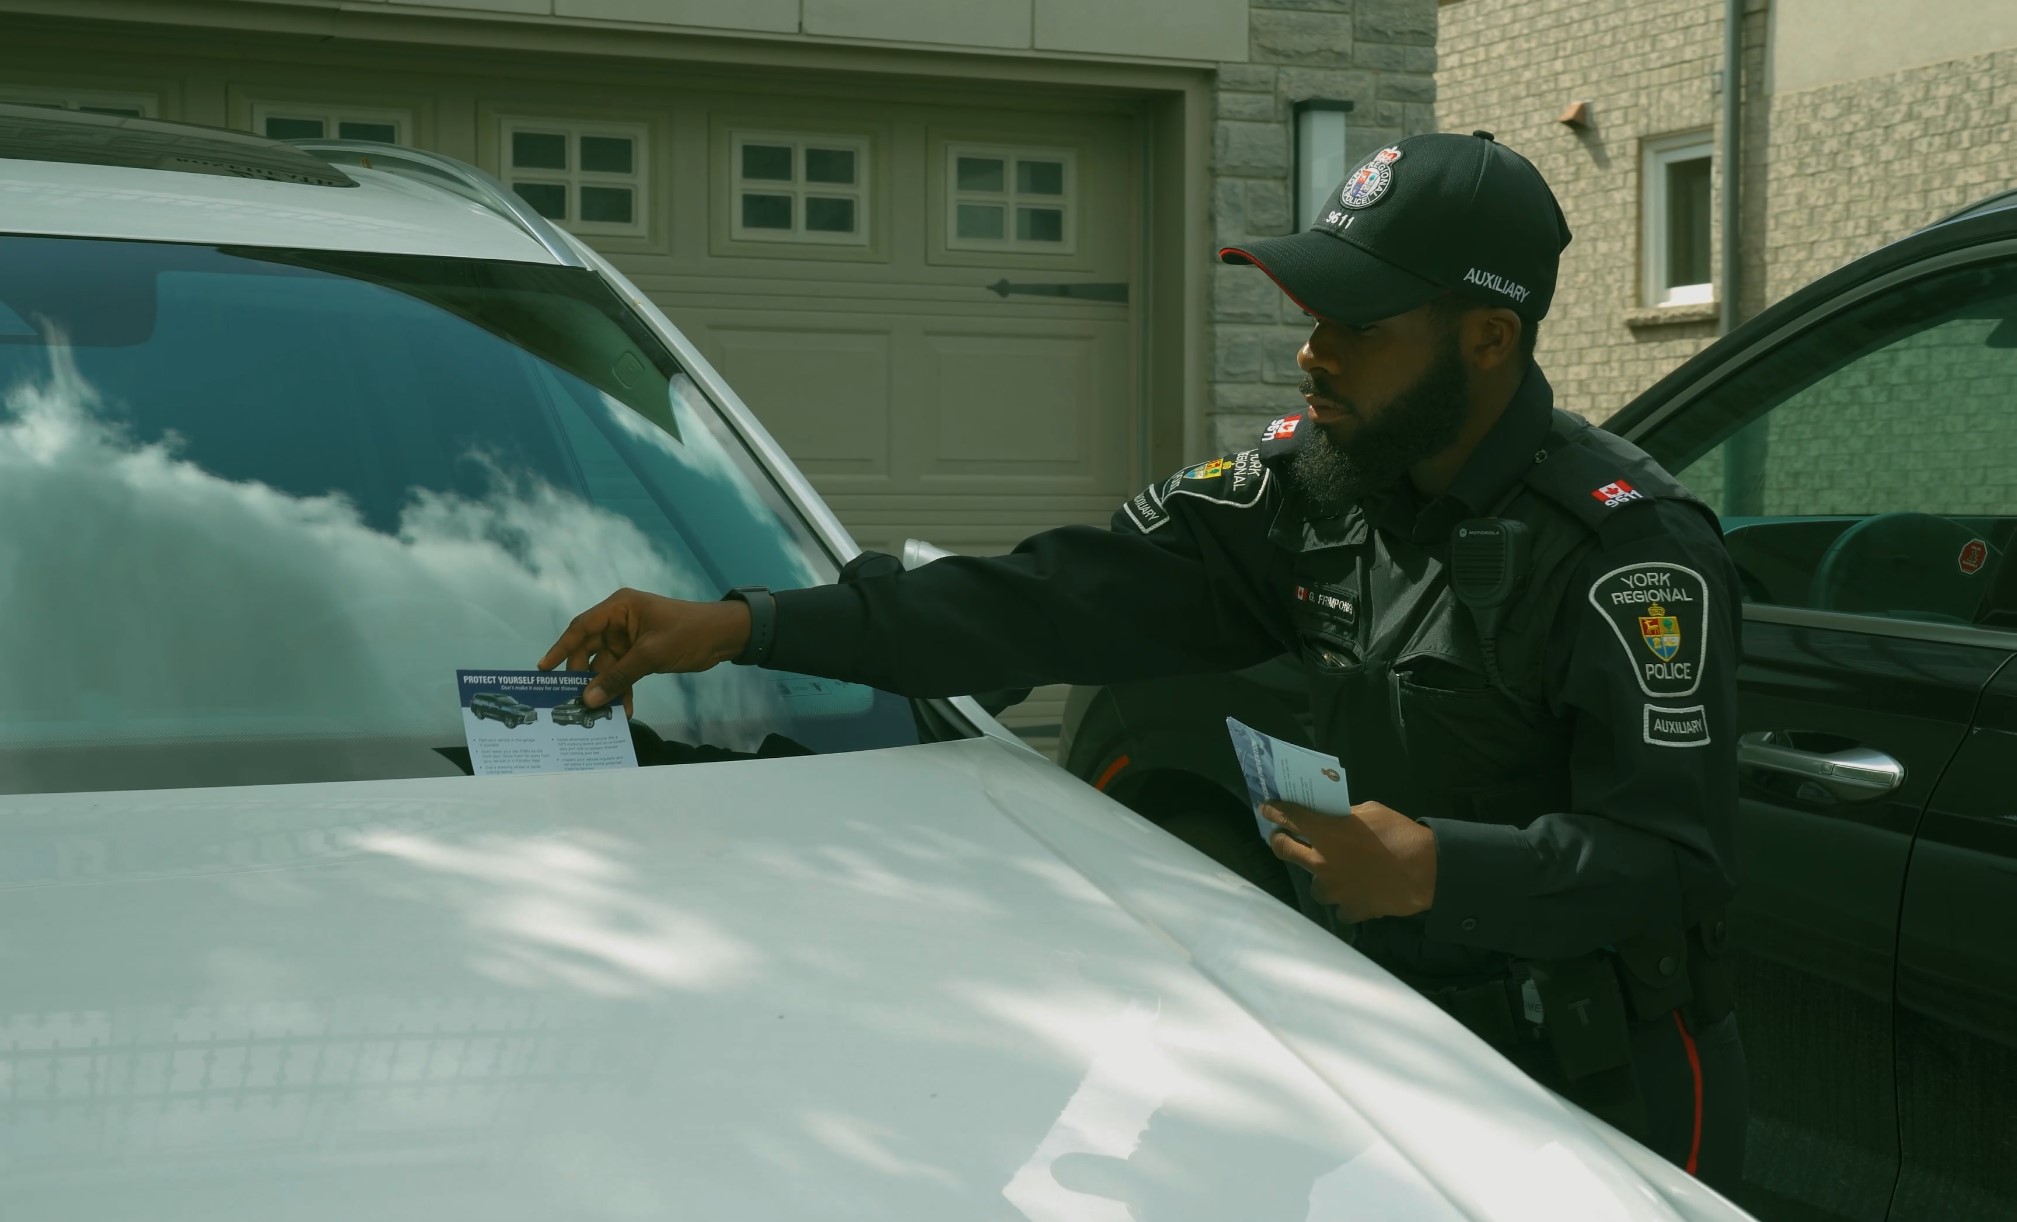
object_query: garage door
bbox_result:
[632,93,1144,749]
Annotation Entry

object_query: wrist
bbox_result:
[720,586,775,666]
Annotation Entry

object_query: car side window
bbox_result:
[1653,256,2017,628]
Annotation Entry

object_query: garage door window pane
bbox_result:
[264,117,325,141]
[742,193,793,230]
[1017,207,1064,243]
[958,157,1006,193]
[805,196,856,234]
[337,120,397,143]
[514,182,568,220]
[1017,160,1064,195]
[581,135,635,175]
[580,186,634,224]
[742,144,793,182]
[957,204,1005,241]
[805,147,856,185]
[512,132,568,171]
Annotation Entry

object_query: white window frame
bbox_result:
[728,131,871,246]
[0,84,157,117]
[1643,132,1716,308]
[944,142,1078,255]
[250,103,413,146]
[497,117,650,239]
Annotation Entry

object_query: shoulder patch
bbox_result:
[1258,412,1313,464]
[1588,561,1709,698]
[1523,411,1705,535]
[1263,413,1303,442]
[1165,448,1270,510]
[1121,480,1171,533]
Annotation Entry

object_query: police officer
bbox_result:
[540,131,1747,1187]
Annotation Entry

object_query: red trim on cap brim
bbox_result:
[1219,246,1333,322]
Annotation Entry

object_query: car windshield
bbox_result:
[0,235,918,794]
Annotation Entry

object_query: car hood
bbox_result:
[0,737,1748,1221]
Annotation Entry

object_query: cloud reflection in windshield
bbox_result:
[0,345,788,747]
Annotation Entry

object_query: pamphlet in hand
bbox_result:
[1225,717,1353,845]
[457,669,639,777]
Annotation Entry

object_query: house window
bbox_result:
[251,103,412,145]
[945,144,1075,253]
[729,132,870,245]
[0,84,157,117]
[499,119,649,238]
[1644,133,1714,307]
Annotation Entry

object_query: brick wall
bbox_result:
[1438,0,2016,435]
[1755,43,2017,304]
[1436,0,1758,423]
[1206,0,1442,457]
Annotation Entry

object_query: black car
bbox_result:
[551,696,615,729]
[469,692,539,729]
[1060,194,2017,1222]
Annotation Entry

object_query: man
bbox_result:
[540,132,1747,1185]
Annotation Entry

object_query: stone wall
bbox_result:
[1205,0,1443,457]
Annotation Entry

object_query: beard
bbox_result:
[1287,330,1471,517]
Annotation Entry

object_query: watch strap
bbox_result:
[722,586,776,667]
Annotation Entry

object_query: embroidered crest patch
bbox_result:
[1338,146,1402,210]
[1589,561,1709,698]
[1156,449,1270,513]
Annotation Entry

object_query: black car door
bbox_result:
[1630,247,2017,1222]
[1889,650,2017,1221]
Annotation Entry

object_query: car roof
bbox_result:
[0,104,570,264]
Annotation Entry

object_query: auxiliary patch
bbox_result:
[1121,481,1171,533]
[1643,703,1711,748]
[1588,561,1709,698]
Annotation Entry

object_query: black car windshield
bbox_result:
[0,235,917,794]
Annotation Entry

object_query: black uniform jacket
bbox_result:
[771,364,1740,978]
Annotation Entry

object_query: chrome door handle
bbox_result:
[1737,732,1905,801]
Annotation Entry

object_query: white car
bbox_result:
[0,105,1754,1221]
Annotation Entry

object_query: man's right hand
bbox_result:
[537,588,752,709]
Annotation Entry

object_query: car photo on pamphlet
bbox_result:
[550,695,615,728]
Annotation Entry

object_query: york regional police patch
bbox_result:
[1588,562,1709,698]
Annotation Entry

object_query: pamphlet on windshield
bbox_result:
[1225,717,1352,845]
[457,669,638,777]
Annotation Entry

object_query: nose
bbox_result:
[1299,319,1346,376]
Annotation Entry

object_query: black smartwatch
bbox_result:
[722,586,776,667]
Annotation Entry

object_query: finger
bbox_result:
[538,623,588,672]
[541,605,613,672]
[1259,802,1297,830]
[1269,831,1321,870]
[585,647,654,709]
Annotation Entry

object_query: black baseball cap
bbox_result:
[1221,130,1572,326]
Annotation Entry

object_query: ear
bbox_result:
[1460,307,1525,374]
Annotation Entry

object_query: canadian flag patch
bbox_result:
[1263,414,1302,442]
[1591,480,1645,508]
